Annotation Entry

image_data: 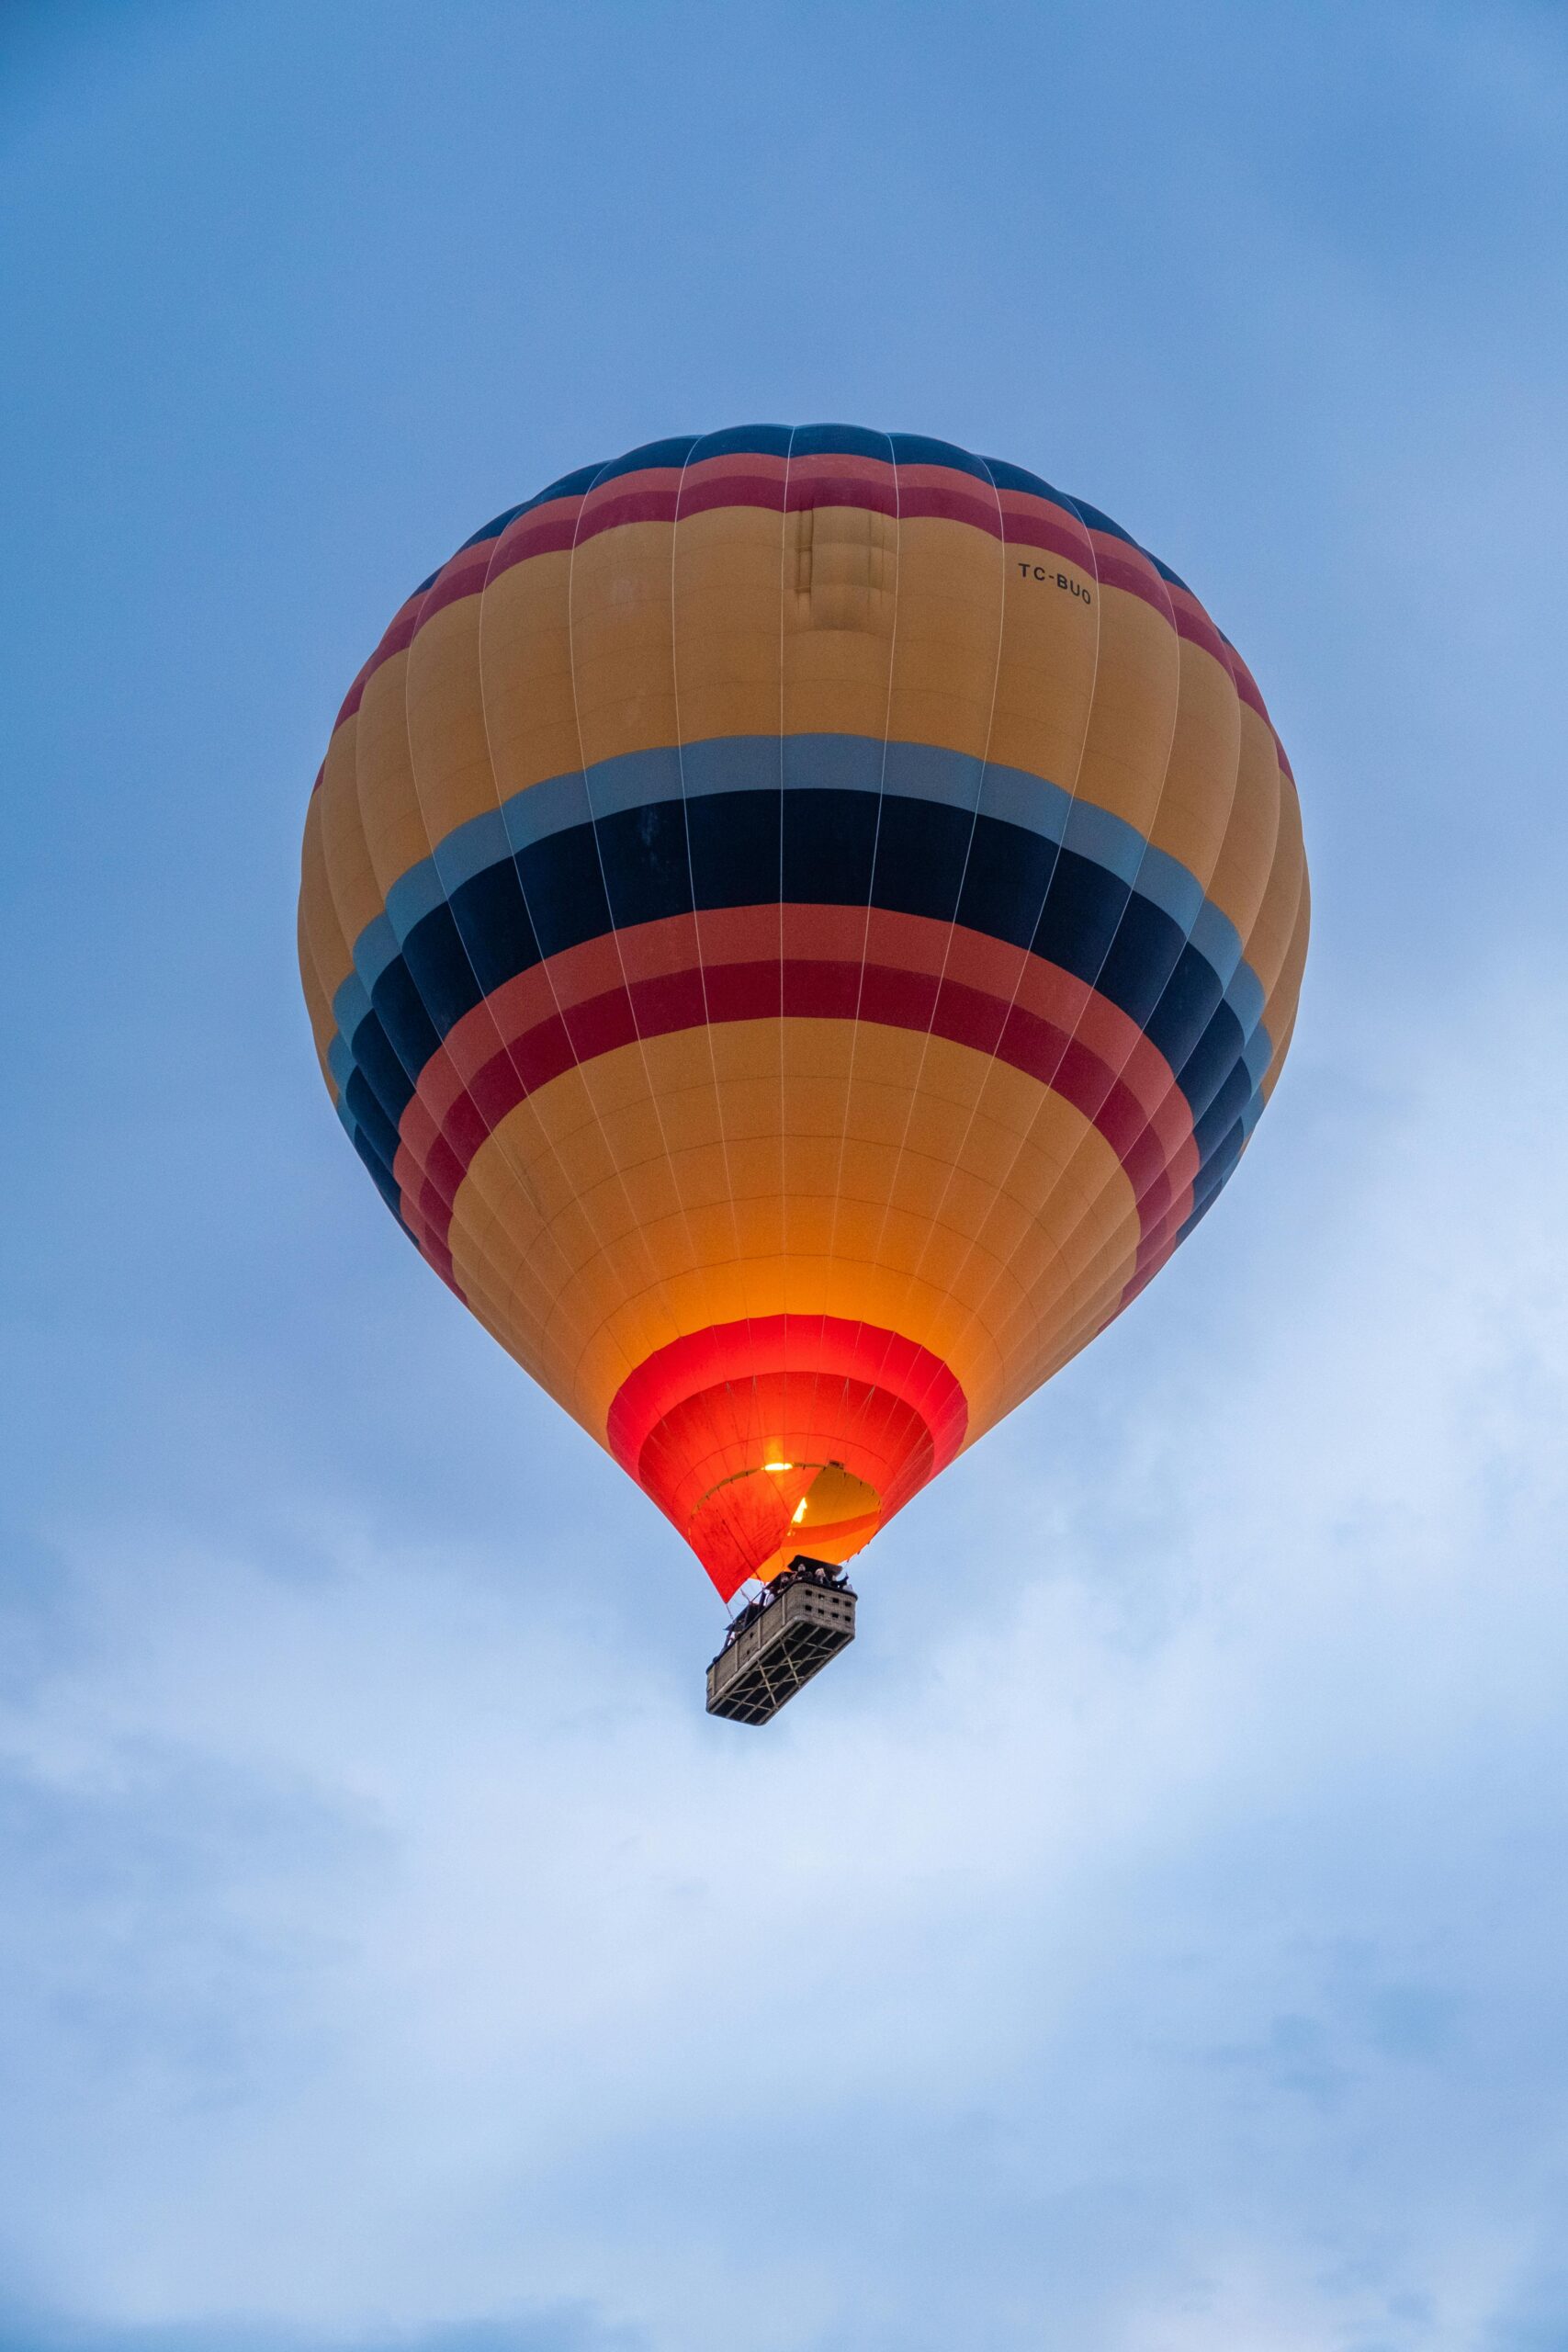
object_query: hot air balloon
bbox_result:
[299,426,1308,1717]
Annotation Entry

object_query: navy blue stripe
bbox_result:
[337,1074,408,1229]
[344,1068,400,1168]
[459,508,523,551]
[352,1124,408,1226]
[336,786,1268,1235]
[1192,1058,1255,1164]
[422,432,1200,630]
[589,435,702,484]
[981,457,1082,512]
[1068,499,1140,548]
[456,461,610,557]
[346,1006,419,1132]
[330,425,1266,1261]
[789,421,893,462]
[1179,1119,1247,1240]
[887,433,993,481]
[689,423,793,460]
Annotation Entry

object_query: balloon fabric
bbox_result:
[299,427,1309,1600]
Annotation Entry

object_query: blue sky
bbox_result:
[3,4,1566,2346]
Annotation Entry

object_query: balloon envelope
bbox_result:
[299,427,1308,1599]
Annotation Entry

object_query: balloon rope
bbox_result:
[399,544,638,1381]
[554,452,722,1423]
[809,430,904,1524]
[308,713,599,1385]
[459,488,689,1401]
[937,627,1282,1409]
[912,534,1192,1409]
[827,481,1107,1487]
[668,430,767,1560]
[818,447,1009,1492]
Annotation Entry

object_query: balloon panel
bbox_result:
[299,428,1308,1599]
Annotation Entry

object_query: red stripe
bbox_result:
[901,484,1002,534]
[389,1156,458,1290]
[609,1315,967,1481]
[403,946,1199,1274]
[581,464,686,510]
[997,486,1094,560]
[1003,509,1097,569]
[613,1316,968,1592]
[786,475,898,516]
[321,452,1256,766]
[683,450,788,491]
[788,451,895,483]
[486,495,591,582]
[335,592,423,726]
[1086,531,1173,618]
[328,460,1243,748]
[676,470,787,517]
[412,543,493,635]
[417,906,1189,1156]
[1227,645,1271,727]
[576,486,682,539]
[1166,581,1231,667]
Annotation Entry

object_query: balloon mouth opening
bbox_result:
[646,1364,936,1600]
[688,1460,882,1590]
[606,1316,968,1600]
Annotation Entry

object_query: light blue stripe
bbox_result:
[1242,1020,1275,1090]
[1135,842,1207,935]
[385,850,457,944]
[975,762,1072,841]
[1190,897,1244,988]
[882,739,987,809]
[782,733,886,794]
[427,803,513,896]
[1060,797,1144,888]
[681,736,780,797]
[352,910,400,994]
[502,767,593,850]
[585,744,684,817]
[1223,958,1267,1040]
[332,967,372,1043]
[325,733,1269,1087]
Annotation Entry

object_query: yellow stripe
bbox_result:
[1247,766,1307,1007]
[406,591,502,844]
[479,547,593,800]
[355,644,429,908]
[339,511,1285,1029]
[446,1021,1139,1446]
[1145,634,1243,893]
[671,503,785,744]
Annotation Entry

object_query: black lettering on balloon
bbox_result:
[1011,560,1092,605]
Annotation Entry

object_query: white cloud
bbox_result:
[2,960,1565,2352]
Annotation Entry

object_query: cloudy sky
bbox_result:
[4,4,1567,2346]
